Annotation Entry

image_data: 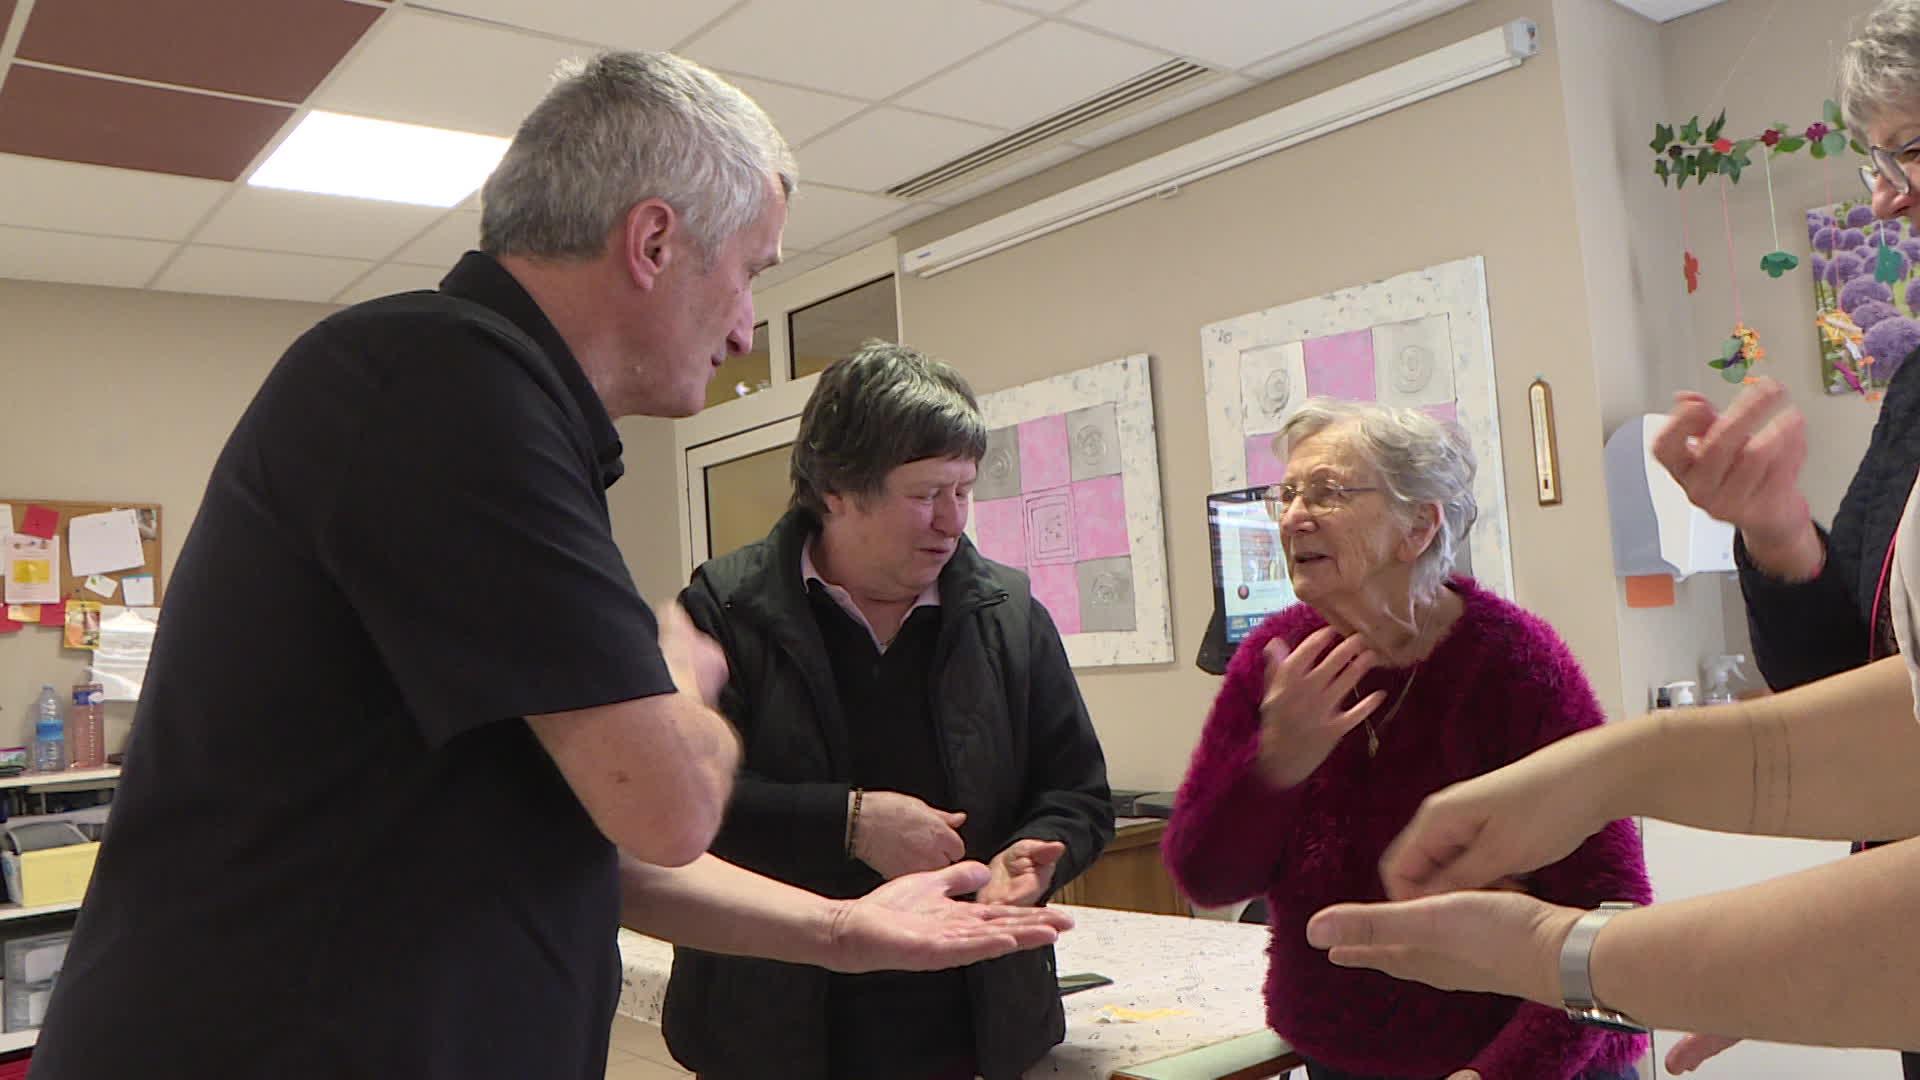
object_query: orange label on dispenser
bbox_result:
[1624,574,1677,608]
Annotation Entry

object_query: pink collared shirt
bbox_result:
[801,540,940,653]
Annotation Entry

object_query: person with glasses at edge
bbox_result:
[1163,399,1651,1080]
[1619,6,1920,1071]
[1300,4,1920,1071]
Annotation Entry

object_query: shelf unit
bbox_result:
[0,767,119,1056]
[0,768,118,793]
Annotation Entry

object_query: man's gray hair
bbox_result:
[1274,398,1478,600]
[1841,0,1920,132]
[480,51,796,260]
[790,342,987,520]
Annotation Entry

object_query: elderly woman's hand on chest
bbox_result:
[1252,626,1388,789]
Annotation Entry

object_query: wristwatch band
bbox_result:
[1558,901,1648,1033]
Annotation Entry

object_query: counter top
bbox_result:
[617,903,1292,1079]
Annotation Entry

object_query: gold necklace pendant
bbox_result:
[1366,723,1380,758]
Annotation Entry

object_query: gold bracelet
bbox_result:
[845,787,865,858]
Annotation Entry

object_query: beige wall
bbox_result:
[1553,0,1744,713]
[610,413,697,607]
[0,279,323,749]
[894,0,1621,789]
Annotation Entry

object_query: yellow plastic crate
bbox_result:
[1,839,100,908]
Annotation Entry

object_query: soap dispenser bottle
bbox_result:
[1702,654,1749,706]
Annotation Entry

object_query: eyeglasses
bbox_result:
[1864,134,1920,196]
[1267,479,1379,514]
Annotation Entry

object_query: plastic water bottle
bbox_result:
[69,680,104,769]
[32,685,65,773]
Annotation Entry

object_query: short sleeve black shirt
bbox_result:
[32,253,676,1079]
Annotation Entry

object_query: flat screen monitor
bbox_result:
[1207,484,1298,645]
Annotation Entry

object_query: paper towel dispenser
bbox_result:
[1603,413,1735,578]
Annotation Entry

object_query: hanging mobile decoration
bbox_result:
[1681,185,1701,294]
[1757,145,1798,278]
[1708,174,1764,384]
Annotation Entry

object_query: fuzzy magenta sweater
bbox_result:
[1163,579,1650,1079]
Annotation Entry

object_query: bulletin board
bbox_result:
[3,499,164,609]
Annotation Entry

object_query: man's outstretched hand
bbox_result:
[822,861,1073,973]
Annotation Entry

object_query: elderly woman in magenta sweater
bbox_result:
[1163,399,1648,1080]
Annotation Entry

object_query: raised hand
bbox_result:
[1650,379,1821,580]
[976,839,1066,906]
[1254,626,1386,788]
[854,791,967,879]
[1305,890,1582,1007]
[823,862,1075,973]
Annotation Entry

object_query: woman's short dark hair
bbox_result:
[789,342,987,519]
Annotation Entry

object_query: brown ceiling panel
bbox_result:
[0,2,17,40]
[18,0,383,103]
[0,67,292,181]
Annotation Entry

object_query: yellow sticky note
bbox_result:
[7,604,40,623]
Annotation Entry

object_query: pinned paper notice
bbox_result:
[4,535,58,605]
[84,574,118,599]
[120,574,155,607]
[68,509,144,577]
[18,506,56,540]
[6,605,39,624]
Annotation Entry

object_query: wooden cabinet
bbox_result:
[1051,818,1187,916]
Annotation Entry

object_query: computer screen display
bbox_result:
[1207,484,1297,644]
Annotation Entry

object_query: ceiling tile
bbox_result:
[752,251,832,292]
[799,108,1002,192]
[724,75,866,147]
[782,186,907,250]
[896,22,1171,129]
[395,210,483,267]
[1069,0,1420,71]
[683,0,1035,100]
[333,262,448,305]
[0,1,16,31]
[0,226,178,290]
[153,246,373,303]
[1240,0,1472,80]
[815,202,946,256]
[990,0,1081,11]
[0,154,228,240]
[0,66,293,181]
[18,0,382,102]
[1066,73,1252,150]
[313,9,588,136]
[193,188,450,260]
[407,0,734,49]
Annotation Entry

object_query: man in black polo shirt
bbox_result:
[666,344,1115,1080]
[32,53,1067,1080]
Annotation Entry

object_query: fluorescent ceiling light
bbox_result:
[248,111,509,208]
[905,19,1540,278]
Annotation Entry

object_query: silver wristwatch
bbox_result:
[1558,901,1648,1033]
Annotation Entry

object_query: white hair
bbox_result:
[480,51,796,260]
[1274,398,1478,600]
[1841,0,1920,133]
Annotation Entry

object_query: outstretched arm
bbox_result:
[1381,656,1920,900]
[1309,836,1920,1052]
[618,853,1071,973]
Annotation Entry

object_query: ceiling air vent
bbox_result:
[885,60,1218,200]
